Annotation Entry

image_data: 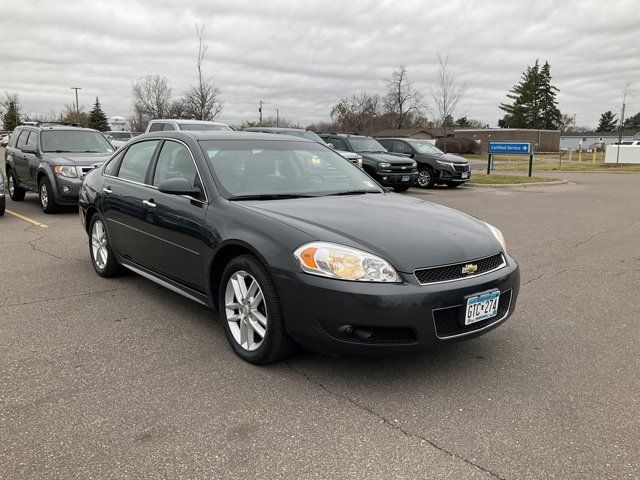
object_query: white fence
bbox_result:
[605,145,640,164]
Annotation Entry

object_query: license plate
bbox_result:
[465,290,500,325]
[461,172,469,179]
[401,175,410,181]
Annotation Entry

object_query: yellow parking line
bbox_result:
[5,210,48,228]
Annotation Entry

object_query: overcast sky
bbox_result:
[2,0,639,128]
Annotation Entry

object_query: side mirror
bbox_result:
[158,177,201,197]
[327,142,335,149]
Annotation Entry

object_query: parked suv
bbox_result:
[4,123,115,213]
[244,127,363,167]
[146,119,233,133]
[377,138,470,188]
[318,134,417,191]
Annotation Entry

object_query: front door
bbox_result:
[141,140,208,291]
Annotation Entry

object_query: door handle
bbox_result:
[142,199,156,208]
[102,186,112,194]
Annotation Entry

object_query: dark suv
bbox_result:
[319,134,417,192]
[4,123,114,213]
[377,138,470,188]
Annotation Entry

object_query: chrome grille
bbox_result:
[415,253,506,285]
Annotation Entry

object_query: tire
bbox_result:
[0,196,5,216]
[445,182,461,189]
[416,167,436,189]
[7,170,25,201]
[89,213,122,277]
[219,254,295,364]
[393,185,411,192]
[39,177,59,213]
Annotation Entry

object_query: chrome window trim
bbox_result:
[101,137,208,204]
[414,253,507,286]
[433,288,513,340]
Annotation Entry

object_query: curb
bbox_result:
[468,179,568,188]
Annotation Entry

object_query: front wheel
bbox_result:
[393,185,411,192]
[219,254,295,364]
[7,170,25,201]
[416,167,436,189]
[39,177,58,213]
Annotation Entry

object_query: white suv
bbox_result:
[146,119,233,133]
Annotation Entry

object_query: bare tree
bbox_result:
[430,54,466,152]
[383,65,423,129]
[330,92,381,133]
[183,24,223,120]
[132,75,172,119]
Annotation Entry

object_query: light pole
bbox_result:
[616,83,631,164]
[276,108,279,128]
[259,100,263,126]
[70,87,82,124]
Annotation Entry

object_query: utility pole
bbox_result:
[276,108,279,128]
[259,100,263,126]
[616,83,630,164]
[70,87,82,124]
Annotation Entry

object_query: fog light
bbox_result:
[62,186,71,193]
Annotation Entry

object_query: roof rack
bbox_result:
[20,121,84,128]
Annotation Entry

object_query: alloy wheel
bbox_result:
[417,170,431,187]
[224,271,267,351]
[91,220,109,270]
[40,183,48,209]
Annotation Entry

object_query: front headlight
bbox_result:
[356,155,363,167]
[436,160,455,168]
[378,162,392,170]
[294,242,400,282]
[485,222,507,253]
[54,165,78,178]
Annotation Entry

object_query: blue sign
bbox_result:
[488,142,532,154]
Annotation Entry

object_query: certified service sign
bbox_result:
[488,142,532,154]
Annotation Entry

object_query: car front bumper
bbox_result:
[273,255,520,355]
[374,171,418,187]
[437,165,471,183]
[52,176,83,205]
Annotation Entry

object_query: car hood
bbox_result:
[360,152,414,164]
[42,152,113,166]
[336,149,358,159]
[415,152,468,164]
[240,193,501,272]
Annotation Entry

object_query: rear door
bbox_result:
[141,139,208,291]
[102,140,161,266]
[13,129,31,181]
[23,131,40,187]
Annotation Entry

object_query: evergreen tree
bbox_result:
[499,60,561,129]
[87,97,110,131]
[456,116,471,127]
[1,93,21,131]
[596,111,617,132]
[623,112,640,129]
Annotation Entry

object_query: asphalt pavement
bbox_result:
[1,172,639,479]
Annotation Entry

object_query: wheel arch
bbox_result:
[208,241,270,310]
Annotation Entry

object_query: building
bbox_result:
[559,131,640,151]
[373,128,452,140]
[454,128,561,152]
[108,116,129,131]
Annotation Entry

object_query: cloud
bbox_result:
[2,0,639,128]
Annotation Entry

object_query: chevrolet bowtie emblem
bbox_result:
[462,263,478,275]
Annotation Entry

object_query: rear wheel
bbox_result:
[7,170,25,201]
[39,177,58,213]
[89,213,122,277]
[393,185,411,192]
[416,167,436,188]
[219,254,295,364]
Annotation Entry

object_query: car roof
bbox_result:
[245,127,306,132]
[149,119,229,125]
[319,133,368,138]
[134,131,315,142]
[18,124,99,133]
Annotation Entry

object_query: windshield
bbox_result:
[347,137,387,153]
[279,130,324,143]
[200,140,382,199]
[42,130,114,154]
[180,123,233,131]
[406,139,444,155]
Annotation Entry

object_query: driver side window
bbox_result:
[393,141,412,154]
[153,141,202,198]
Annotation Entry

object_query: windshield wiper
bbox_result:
[228,193,318,200]
[45,150,74,153]
[325,189,380,196]
[82,150,104,153]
